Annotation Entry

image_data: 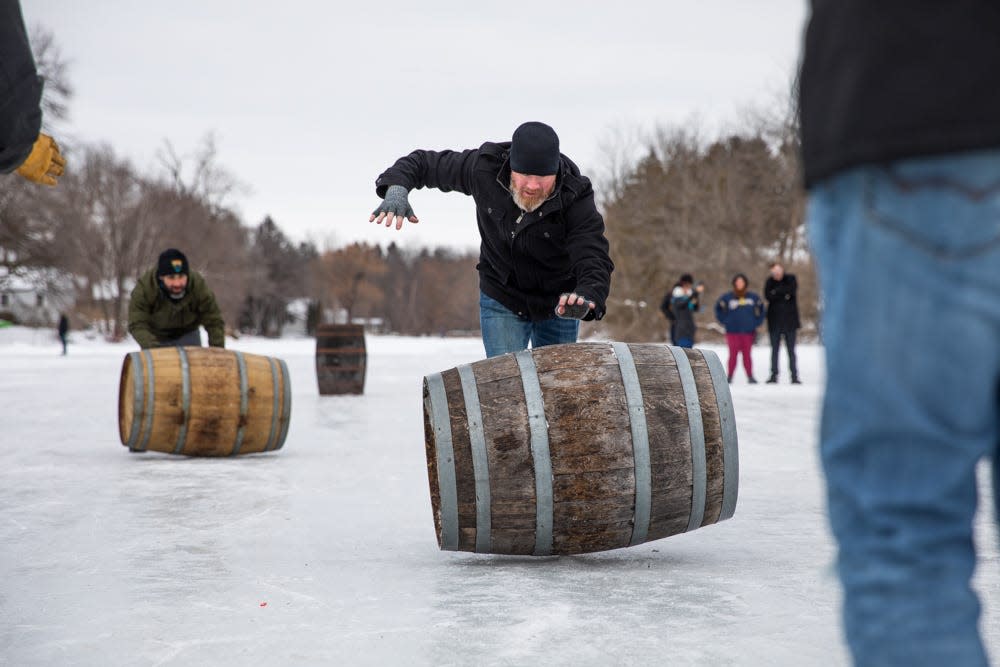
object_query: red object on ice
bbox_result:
[260,601,267,607]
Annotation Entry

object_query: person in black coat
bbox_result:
[57,312,69,356]
[0,0,65,186]
[763,262,800,383]
[369,121,613,358]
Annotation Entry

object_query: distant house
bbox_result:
[0,268,75,326]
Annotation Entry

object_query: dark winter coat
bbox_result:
[799,0,1000,188]
[764,274,800,332]
[0,0,43,174]
[128,268,225,348]
[57,314,69,336]
[375,142,613,322]
[714,291,765,335]
[669,286,700,341]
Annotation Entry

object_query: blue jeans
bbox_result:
[155,329,202,347]
[807,151,1000,666]
[479,292,579,358]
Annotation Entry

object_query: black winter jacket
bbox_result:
[375,142,613,322]
[799,0,1000,188]
[764,274,800,332]
[0,0,43,173]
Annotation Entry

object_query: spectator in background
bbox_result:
[763,262,801,384]
[57,313,68,356]
[659,277,680,345]
[663,273,704,348]
[0,0,66,186]
[714,273,765,383]
[800,1,1000,663]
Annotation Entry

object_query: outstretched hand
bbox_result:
[555,292,595,319]
[370,184,419,230]
[15,133,66,186]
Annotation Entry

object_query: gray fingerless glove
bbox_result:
[555,294,594,320]
[372,184,416,219]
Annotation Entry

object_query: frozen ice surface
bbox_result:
[1,330,996,666]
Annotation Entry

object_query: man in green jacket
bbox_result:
[128,248,225,349]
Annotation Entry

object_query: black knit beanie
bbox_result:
[157,248,189,277]
[509,121,560,175]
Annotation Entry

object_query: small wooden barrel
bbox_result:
[315,324,366,395]
[118,346,292,456]
[422,342,738,556]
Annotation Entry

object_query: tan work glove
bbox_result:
[15,134,66,186]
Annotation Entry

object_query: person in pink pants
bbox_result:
[714,273,766,383]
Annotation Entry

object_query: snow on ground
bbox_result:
[1,328,997,666]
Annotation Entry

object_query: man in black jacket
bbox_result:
[800,2,1000,664]
[763,262,800,384]
[370,121,613,357]
[0,0,66,186]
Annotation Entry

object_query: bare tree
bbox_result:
[314,242,387,324]
[240,216,309,336]
[157,134,246,215]
[600,112,813,343]
[29,25,73,130]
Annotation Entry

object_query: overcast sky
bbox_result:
[24,1,809,252]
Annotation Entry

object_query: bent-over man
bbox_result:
[128,248,225,349]
[369,121,613,358]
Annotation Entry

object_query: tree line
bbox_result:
[2,27,814,343]
[2,123,813,343]
[0,139,483,338]
[593,103,814,343]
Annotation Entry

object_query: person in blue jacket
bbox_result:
[714,273,765,383]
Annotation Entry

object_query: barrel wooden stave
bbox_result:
[185,351,240,456]
[423,341,738,556]
[118,347,290,456]
[628,344,693,541]
[535,347,636,554]
[475,356,536,555]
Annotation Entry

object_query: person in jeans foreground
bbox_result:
[369,121,613,358]
[800,1,1000,664]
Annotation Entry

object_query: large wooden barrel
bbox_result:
[422,342,738,556]
[315,324,366,395]
[118,347,292,456]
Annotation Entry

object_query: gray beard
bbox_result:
[509,178,547,213]
[169,290,187,300]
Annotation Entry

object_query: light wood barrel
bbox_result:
[315,324,366,395]
[422,342,738,555]
[118,347,292,456]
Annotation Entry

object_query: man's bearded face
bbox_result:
[510,172,556,212]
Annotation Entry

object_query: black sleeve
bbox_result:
[659,292,671,317]
[563,182,614,321]
[765,276,796,303]
[0,0,43,174]
[374,149,479,198]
